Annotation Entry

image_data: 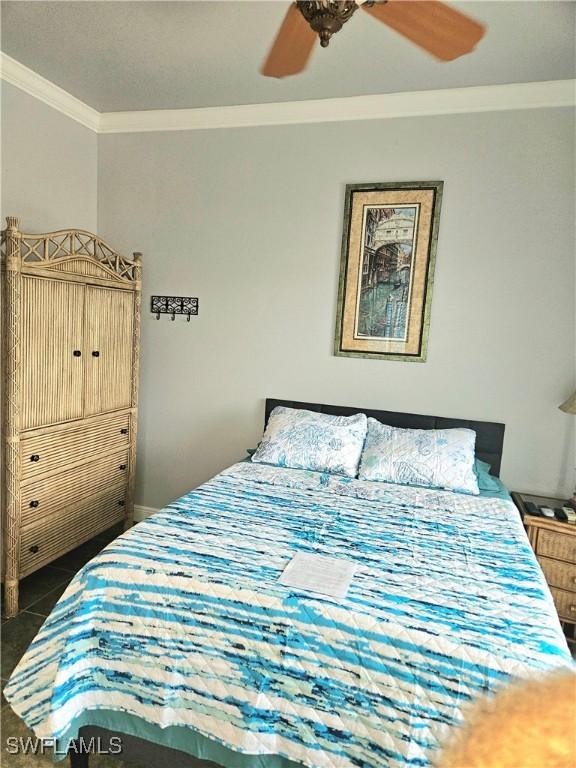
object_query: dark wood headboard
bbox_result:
[265,399,506,477]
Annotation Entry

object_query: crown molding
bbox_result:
[1,52,100,132]
[99,80,576,134]
[1,52,574,135]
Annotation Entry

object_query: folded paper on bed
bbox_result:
[279,551,356,598]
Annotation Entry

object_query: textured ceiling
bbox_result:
[1,1,575,112]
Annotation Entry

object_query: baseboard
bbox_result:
[133,505,158,522]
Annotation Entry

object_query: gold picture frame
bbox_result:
[334,181,443,362]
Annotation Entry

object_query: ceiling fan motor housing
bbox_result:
[297,1,358,47]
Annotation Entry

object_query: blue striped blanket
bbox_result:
[5,463,572,767]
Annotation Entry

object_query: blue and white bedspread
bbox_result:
[5,463,573,768]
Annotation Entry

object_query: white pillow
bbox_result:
[251,407,367,477]
[359,418,479,495]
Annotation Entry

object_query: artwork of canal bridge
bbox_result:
[356,205,418,341]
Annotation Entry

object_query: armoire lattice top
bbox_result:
[2,217,141,284]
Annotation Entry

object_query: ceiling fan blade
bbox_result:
[362,1,485,61]
[261,3,317,78]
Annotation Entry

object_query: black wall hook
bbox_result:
[151,296,199,321]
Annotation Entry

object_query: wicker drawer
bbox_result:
[21,412,130,482]
[536,529,576,564]
[19,483,126,577]
[539,556,576,592]
[21,450,129,527]
[549,586,576,622]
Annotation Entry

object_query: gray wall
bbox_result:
[98,108,575,508]
[1,82,97,231]
[2,83,573,508]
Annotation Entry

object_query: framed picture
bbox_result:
[334,181,443,362]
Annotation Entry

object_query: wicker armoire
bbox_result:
[1,217,141,617]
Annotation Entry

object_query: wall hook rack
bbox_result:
[151,296,199,321]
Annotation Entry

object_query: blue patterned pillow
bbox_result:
[251,407,367,477]
[359,419,480,495]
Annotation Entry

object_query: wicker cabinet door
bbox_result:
[83,286,134,416]
[21,277,85,430]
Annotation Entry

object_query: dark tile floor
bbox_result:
[1,523,137,767]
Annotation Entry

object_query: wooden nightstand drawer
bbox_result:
[539,556,576,592]
[537,530,576,564]
[549,587,576,622]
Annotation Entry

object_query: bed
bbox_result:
[4,399,573,768]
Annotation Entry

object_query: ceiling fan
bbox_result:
[261,1,485,78]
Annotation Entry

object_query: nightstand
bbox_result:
[512,492,576,627]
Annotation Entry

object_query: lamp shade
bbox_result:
[559,390,576,415]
